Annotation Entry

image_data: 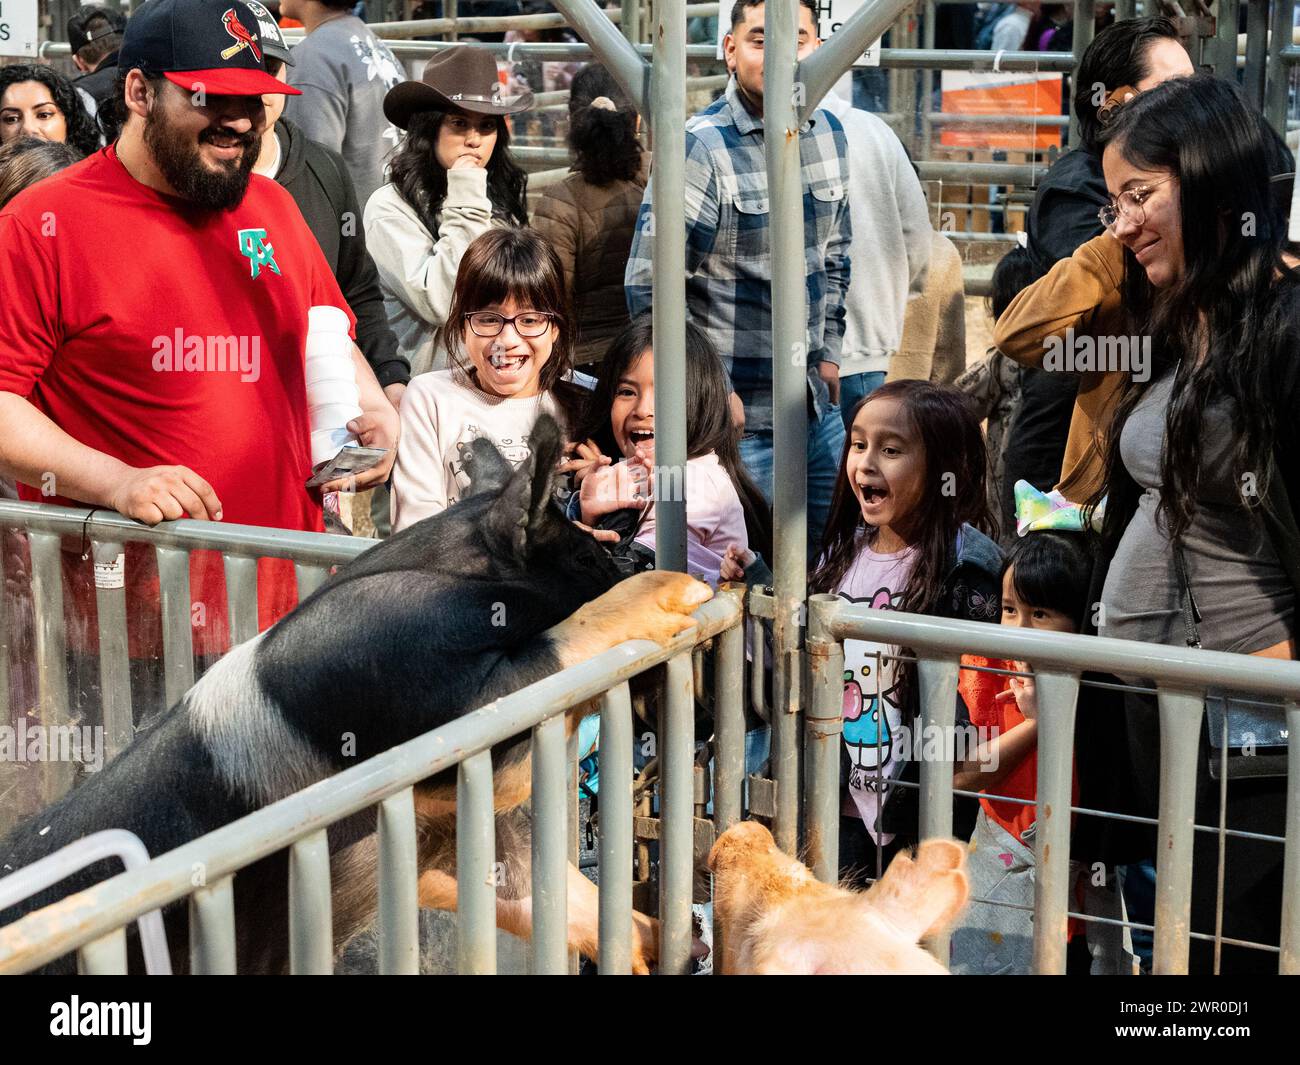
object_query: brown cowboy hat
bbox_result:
[384,45,533,129]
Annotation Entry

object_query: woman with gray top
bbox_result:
[1088,75,1298,973]
[364,47,532,378]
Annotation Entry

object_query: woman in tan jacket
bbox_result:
[532,64,648,367]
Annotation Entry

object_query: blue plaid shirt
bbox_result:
[624,78,852,432]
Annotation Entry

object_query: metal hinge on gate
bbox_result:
[746,774,777,819]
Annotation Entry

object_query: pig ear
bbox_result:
[482,415,565,561]
[460,435,515,499]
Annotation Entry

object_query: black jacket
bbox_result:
[73,51,120,114]
[273,119,408,389]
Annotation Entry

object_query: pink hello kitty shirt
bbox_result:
[836,538,917,845]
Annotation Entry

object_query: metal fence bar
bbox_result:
[1279,699,1300,974]
[28,531,73,805]
[566,726,581,974]
[456,752,497,975]
[1030,669,1082,975]
[189,875,237,975]
[805,596,844,883]
[288,830,333,975]
[916,654,960,967]
[1267,0,1296,136]
[77,928,127,975]
[712,611,745,835]
[0,596,740,972]
[295,562,331,604]
[378,789,419,975]
[0,502,374,567]
[796,0,910,123]
[659,652,695,974]
[1214,0,1241,79]
[155,546,194,706]
[598,683,634,975]
[766,0,806,858]
[1152,689,1206,975]
[92,540,132,759]
[223,553,259,648]
[552,0,651,115]
[530,715,568,974]
[651,0,688,571]
[1244,0,1269,108]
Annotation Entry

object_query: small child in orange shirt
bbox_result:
[948,487,1114,974]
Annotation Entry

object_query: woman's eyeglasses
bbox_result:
[465,311,555,338]
[1098,177,1171,230]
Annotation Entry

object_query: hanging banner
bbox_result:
[939,70,1063,151]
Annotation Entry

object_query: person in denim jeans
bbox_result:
[625,0,852,559]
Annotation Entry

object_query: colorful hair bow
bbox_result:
[1013,480,1104,536]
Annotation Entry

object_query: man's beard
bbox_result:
[143,104,258,211]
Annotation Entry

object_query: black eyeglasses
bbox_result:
[465,311,555,338]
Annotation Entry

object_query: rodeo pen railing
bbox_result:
[0,498,747,974]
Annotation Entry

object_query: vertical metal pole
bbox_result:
[766,0,807,858]
[456,753,498,974]
[1279,700,1300,974]
[712,608,746,835]
[567,727,582,974]
[1030,670,1081,975]
[155,545,194,708]
[621,0,641,43]
[92,540,132,759]
[530,716,568,974]
[294,561,330,603]
[921,0,936,157]
[1069,0,1097,149]
[223,553,259,648]
[189,875,237,975]
[599,684,635,974]
[659,652,695,974]
[916,654,959,966]
[1244,0,1269,109]
[289,830,334,975]
[805,595,844,884]
[1266,0,1295,137]
[29,532,73,805]
[77,928,128,975]
[1152,689,1205,975]
[650,0,689,572]
[1214,0,1241,80]
[447,0,458,41]
[378,788,420,975]
[1115,0,1135,20]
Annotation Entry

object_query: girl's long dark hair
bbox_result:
[572,313,773,563]
[0,64,100,157]
[388,109,528,239]
[1089,74,1298,548]
[566,64,643,187]
[811,380,996,611]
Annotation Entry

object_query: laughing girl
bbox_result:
[390,227,583,531]
[809,380,1003,878]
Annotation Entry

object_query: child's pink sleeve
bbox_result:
[688,458,749,554]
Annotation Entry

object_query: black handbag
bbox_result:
[1173,545,1289,780]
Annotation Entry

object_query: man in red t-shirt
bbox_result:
[0,0,399,685]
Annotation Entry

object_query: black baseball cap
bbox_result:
[67,6,127,54]
[243,0,294,67]
[119,0,301,96]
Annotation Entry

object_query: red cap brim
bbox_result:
[164,69,302,97]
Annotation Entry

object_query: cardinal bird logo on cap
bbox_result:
[220,8,264,61]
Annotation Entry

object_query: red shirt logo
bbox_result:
[220,8,264,62]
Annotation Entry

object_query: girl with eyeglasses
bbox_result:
[390,228,586,531]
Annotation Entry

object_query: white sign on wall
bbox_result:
[717,0,883,68]
[0,0,40,58]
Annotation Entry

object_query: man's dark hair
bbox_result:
[730,0,820,33]
[68,7,125,70]
[1074,16,1184,156]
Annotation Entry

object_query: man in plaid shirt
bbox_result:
[624,0,852,556]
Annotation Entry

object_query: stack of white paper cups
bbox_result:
[305,305,361,468]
